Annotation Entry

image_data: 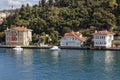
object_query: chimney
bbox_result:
[95,30,97,33]
[105,30,107,32]
[76,31,79,34]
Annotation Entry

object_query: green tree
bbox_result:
[41,0,46,7]
[0,32,5,43]
[91,8,116,30]
[19,4,26,19]
[108,0,118,10]
[13,10,20,26]
[1,18,8,31]
[48,0,54,7]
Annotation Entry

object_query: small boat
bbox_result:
[13,46,23,51]
[50,46,60,51]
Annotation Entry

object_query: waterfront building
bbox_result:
[93,30,114,48]
[0,12,6,18]
[5,26,32,46]
[60,31,86,47]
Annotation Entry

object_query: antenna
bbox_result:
[11,5,14,10]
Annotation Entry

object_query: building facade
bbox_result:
[93,30,114,48]
[0,12,6,18]
[5,26,32,46]
[60,31,86,47]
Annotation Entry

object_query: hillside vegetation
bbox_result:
[1,0,120,44]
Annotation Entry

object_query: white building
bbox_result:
[5,26,32,46]
[60,31,86,47]
[93,30,114,48]
[0,12,6,18]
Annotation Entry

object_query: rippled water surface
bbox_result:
[0,48,120,80]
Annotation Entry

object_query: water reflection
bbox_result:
[23,49,33,66]
[48,50,61,69]
[3,49,120,80]
[6,48,23,54]
[104,51,120,80]
[6,48,33,67]
[5,49,35,80]
[105,51,115,64]
[51,51,60,60]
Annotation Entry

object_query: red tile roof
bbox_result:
[79,37,86,41]
[5,26,32,32]
[64,31,86,41]
[65,31,81,36]
[93,30,114,35]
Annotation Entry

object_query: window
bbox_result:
[95,36,97,39]
[7,32,9,35]
[7,37,9,41]
[12,31,17,35]
[104,36,105,39]
[102,36,103,39]
[72,37,74,40]
[66,42,68,46]
[104,42,106,44]
[95,36,98,39]
[109,35,112,38]
[97,36,99,39]
[96,42,97,44]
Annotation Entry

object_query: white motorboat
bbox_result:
[13,46,23,51]
[50,46,60,51]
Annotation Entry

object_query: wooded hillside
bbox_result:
[1,0,120,44]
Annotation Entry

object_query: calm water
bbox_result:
[0,48,120,80]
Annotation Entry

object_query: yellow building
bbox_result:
[5,26,32,46]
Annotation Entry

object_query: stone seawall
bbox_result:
[0,45,120,51]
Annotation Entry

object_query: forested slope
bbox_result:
[1,0,120,44]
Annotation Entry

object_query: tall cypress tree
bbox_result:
[41,0,46,7]
[48,0,54,7]
[39,0,42,7]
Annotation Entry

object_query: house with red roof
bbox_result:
[5,26,32,46]
[92,30,115,48]
[60,31,86,47]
